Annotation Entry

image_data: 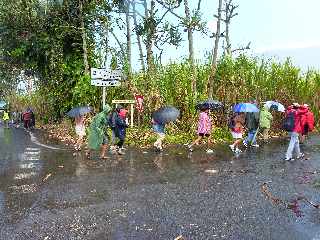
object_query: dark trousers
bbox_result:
[117,139,124,148]
[24,120,31,129]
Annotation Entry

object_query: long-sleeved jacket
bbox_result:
[259,107,273,129]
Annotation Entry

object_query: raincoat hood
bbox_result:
[102,104,111,115]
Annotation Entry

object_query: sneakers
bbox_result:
[188,144,193,152]
[235,148,242,154]
[243,141,248,148]
[297,153,305,159]
[284,153,305,161]
[251,144,260,148]
[117,149,125,155]
[229,144,235,152]
[206,149,214,154]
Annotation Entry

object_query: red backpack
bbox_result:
[307,111,315,131]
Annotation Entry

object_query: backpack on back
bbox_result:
[282,112,295,132]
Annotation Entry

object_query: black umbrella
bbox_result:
[152,106,180,124]
[67,106,92,118]
[196,99,223,110]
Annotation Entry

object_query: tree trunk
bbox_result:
[125,0,132,74]
[79,0,89,75]
[208,0,222,99]
[132,1,146,72]
[144,0,155,71]
[225,20,231,56]
[184,0,197,96]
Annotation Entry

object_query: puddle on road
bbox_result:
[1,128,320,238]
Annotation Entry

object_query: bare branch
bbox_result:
[157,8,171,25]
[231,42,251,53]
[197,0,202,11]
[154,0,184,20]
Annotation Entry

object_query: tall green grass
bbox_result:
[9,54,320,131]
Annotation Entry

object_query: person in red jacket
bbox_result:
[22,108,32,129]
[300,104,315,143]
[285,103,308,161]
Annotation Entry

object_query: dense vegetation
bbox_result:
[0,1,319,145]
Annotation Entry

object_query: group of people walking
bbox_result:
[71,100,315,162]
[4,100,314,162]
[73,104,129,158]
[187,100,314,161]
[1,108,35,129]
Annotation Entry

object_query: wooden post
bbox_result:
[130,104,134,127]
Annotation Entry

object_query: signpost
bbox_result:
[91,68,124,109]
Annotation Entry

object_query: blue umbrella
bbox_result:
[67,106,92,118]
[233,103,259,113]
[264,101,285,112]
[196,99,223,111]
[152,106,180,124]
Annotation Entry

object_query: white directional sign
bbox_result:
[91,68,122,80]
[91,79,121,87]
[90,68,123,87]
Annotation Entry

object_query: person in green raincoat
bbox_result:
[259,105,273,142]
[86,105,111,159]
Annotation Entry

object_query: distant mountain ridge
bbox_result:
[259,47,320,71]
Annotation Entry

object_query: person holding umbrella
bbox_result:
[67,106,92,151]
[74,115,86,150]
[230,102,259,152]
[243,100,260,148]
[152,106,180,151]
[188,100,222,153]
[188,106,212,153]
[229,112,245,153]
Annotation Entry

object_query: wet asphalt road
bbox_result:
[1,127,320,240]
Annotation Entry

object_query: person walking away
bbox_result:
[86,105,111,159]
[300,104,314,143]
[188,107,213,153]
[229,113,245,153]
[22,108,32,129]
[259,105,273,142]
[114,108,128,155]
[152,118,166,151]
[74,115,86,151]
[284,103,308,161]
[2,110,9,128]
[30,110,35,129]
[243,110,260,148]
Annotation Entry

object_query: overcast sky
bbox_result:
[106,0,320,70]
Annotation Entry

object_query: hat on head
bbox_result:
[293,102,299,106]
[119,109,128,118]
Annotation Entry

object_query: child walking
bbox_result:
[115,108,128,155]
[188,108,213,153]
[74,115,86,150]
[229,113,245,154]
[152,118,166,151]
